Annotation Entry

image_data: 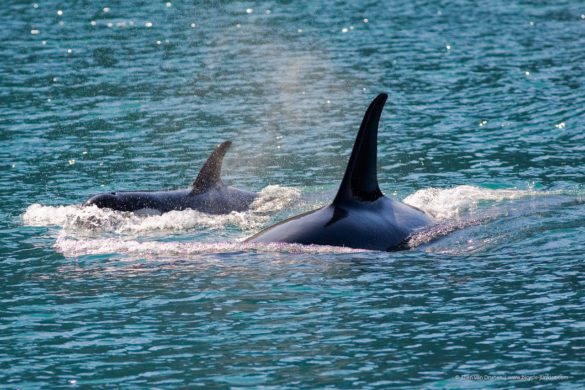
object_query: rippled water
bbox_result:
[2,1,585,388]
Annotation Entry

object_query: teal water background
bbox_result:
[2,0,585,388]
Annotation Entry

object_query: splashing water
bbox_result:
[403,185,552,220]
[22,185,300,234]
[248,185,301,214]
[403,186,582,253]
[25,184,568,259]
[54,236,366,259]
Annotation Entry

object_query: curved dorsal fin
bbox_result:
[333,93,388,204]
[192,141,232,194]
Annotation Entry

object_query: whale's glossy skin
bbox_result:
[85,141,256,215]
[246,197,430,251]
[246,94,433,251]
[85,186,256,214]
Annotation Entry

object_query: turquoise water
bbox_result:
[2,0,585,388]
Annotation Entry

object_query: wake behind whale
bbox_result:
[23,185,301,235]
[49,185,577,258]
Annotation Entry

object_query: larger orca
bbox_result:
[246,94,433,251]
[84,141,257,214]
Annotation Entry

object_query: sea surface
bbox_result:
[2,0,585,388]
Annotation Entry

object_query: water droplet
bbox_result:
[446,44,451,50]
[90,20,97,26]
[31,29,40,35]
[156,40,161,45]
[341,27,348,33]
[11,164,16,168]
[363,18,369,23]
[53,77,59,82]
[57,9,63,16]
[165,2,172,7]
[362,87,367,92]
[47,98,52,102]
[246,8,253,14]
[190,23,196,28]
[525,71,530,76]
[326,100,331,104]
[297,28,303,33]
[145,21,153,28]
[67,49,72,54]
[103,7,110,13]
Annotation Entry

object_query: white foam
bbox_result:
[250,185,301,214]
[24,185,548,233]
[22,185,300,234]
[22,203,84,227]
[26,184,557,258]
[55,236,365,258]
[403,185,543,220]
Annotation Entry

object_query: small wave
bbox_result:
[404,187,585,253]
[403,185,546,220]
[249,185,301,214]
[55,236,366,258]
[406,215,496,249]
[22,185,300,234]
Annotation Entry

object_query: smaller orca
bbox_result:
[85,141,256,214]
[246,94,433,251]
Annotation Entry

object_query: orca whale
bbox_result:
[246,94,433,251]
[84,141,257,214]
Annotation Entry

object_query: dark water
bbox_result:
[2,1,585,388]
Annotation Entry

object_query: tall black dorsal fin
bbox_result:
[333,93,388,204]
[192,141,232,194]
